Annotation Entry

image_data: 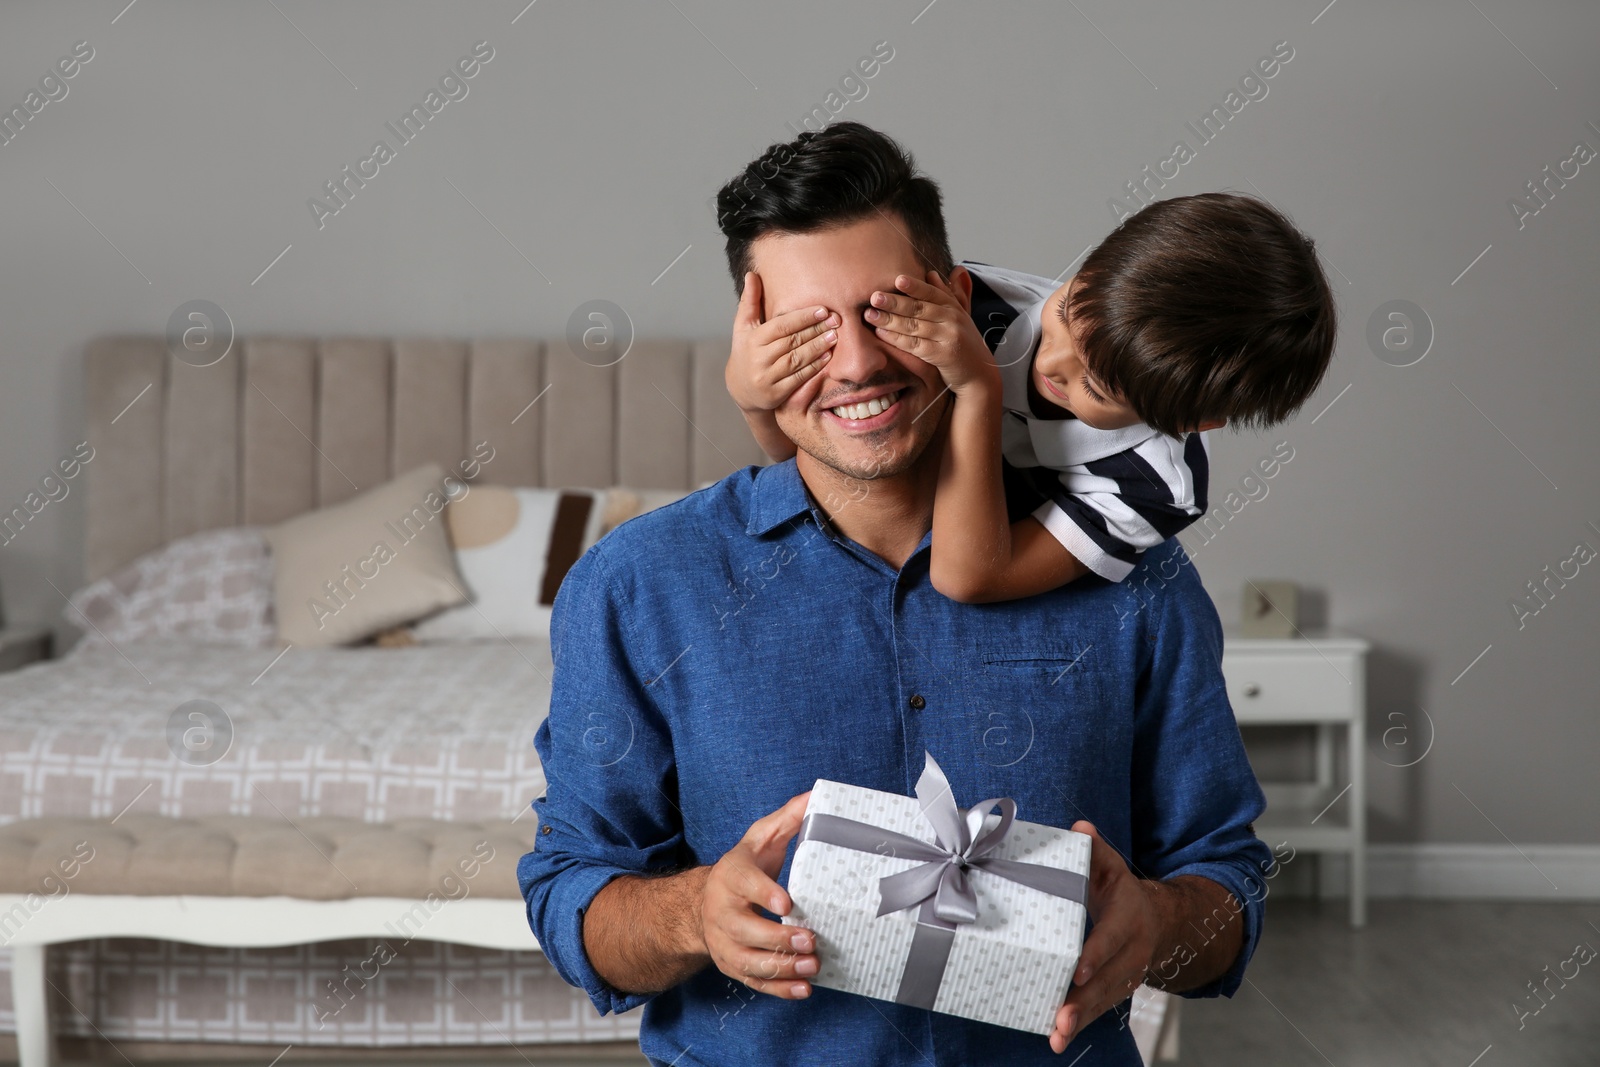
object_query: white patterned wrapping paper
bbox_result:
[784,778,1090,1035]
[0,639,639,1047]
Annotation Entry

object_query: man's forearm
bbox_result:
[1142,875,1247,993]
[582,867,712,996]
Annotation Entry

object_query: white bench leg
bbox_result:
[12,943,53,1067]
[1156,995,1181,1061]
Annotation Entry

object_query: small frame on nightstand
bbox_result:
[0,626,54,672]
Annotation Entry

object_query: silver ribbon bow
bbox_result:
[795,751,1087,1011]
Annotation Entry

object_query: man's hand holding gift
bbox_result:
[1052,823,1247,1053]
[698,791,820,1001]
[1050,821,1163,1052]
[691,784,1243,1057]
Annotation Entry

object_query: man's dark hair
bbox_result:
[1069,192,1337,436]
[716,121,953,294]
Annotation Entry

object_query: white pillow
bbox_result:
[65,527,276,647]
[413,487,604,641]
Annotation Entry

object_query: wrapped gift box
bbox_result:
[783,752,1091,1035]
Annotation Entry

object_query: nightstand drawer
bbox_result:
[1221,653,1359,723]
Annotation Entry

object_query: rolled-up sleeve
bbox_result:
[517,544,684,1017]
[1128,544,1274,1000]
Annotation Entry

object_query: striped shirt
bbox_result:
[963,260,1211,582]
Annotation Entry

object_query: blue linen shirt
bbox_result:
[519,459,1272,1067]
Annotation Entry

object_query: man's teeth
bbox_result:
[830,391,898,421]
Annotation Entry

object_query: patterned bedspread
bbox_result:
[0,639,640,1046]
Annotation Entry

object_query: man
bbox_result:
[519,123,1273,1066]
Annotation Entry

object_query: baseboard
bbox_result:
[1270,844,1600,900]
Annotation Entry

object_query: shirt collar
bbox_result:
[746,458,816,536]
[996,293,1048,416]
[746,458,935,569]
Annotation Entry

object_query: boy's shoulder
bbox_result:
[959,261,1062,370]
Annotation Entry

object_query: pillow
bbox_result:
[263,464,468,647]
[413,486,604,642]
[596,486,692,539]
[64,527,276,647]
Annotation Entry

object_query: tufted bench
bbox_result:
[0,815,545,1067]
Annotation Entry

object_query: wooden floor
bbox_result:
[1181,899,1600,1066]
[14,900,1599,1065]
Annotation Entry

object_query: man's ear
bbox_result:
[946,265,975,313]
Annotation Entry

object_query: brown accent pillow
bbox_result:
[411,486,603,642]
[539,492,594,604]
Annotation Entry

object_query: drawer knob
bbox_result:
[1242,683,1261,697]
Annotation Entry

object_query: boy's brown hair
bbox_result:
[1069,192,1337,436]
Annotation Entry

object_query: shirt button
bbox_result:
[909,694,926,711]
[541,825,552,835]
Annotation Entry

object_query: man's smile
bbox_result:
[820,387,907,428]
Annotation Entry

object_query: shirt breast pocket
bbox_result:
[971,645,1109,770]
[981,645,1100,679]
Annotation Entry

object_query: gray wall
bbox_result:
[1,1,1595,845]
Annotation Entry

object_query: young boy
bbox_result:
[729,190,1336,603]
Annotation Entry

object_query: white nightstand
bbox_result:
[0,625,53,672]
[1221,629,1369,928]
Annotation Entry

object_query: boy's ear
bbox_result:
[947,265,974,313]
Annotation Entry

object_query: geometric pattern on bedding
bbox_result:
[0,638,645,1045]
[15,939,640,1047]
[0,640,556,828]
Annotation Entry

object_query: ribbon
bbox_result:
[796,751,1087,1011]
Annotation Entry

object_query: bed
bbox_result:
[0,334,761,1056]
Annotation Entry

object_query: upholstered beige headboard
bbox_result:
[84,336,762,582]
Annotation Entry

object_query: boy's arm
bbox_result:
[741,407,797,464]
[934,373,1089,601]
[869,271,1089,603]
